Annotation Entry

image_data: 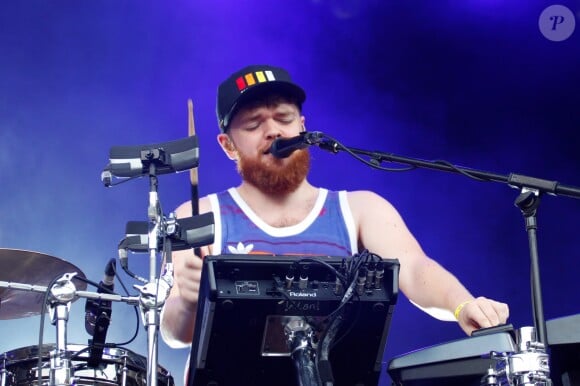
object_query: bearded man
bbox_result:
[160,65,509,375]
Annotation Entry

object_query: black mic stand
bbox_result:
[309,132,580,385]
[514,190,546,343]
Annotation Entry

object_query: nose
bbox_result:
[263,119,283,140]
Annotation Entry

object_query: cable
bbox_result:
[105,174,142,187]
[296,257,348,287]
[74,267,140,349]
[317,132,499,183]
[328,293,363,352]
[113,270,141,347]
[318,133,416,172]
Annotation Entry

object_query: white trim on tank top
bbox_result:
[227,187,328,237]
[208,193,223,254]
[338,190,358,255]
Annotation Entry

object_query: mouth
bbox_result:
[262,143,274,155]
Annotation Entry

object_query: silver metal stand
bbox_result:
[134,164,174,386]
[482,326,551,386]
[285,319,321,386]
[48,273,76,386]
[0,275,139,386]
[103,137,207,386]
[133,275,172,386]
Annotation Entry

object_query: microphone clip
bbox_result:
[301,131,324,145]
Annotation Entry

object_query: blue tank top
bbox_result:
[208,188,358,257]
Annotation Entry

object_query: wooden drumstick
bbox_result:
[187,99,202,257]
[188,99,200,216]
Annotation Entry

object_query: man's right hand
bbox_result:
[161,197,212,347]
[173,249,204,306]
[160,249,204,347]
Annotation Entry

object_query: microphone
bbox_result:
[85,258,115,367]
[270,132,323,159]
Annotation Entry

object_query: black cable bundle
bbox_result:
[314,250,383,385]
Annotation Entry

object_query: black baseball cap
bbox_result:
[216,65,306,132]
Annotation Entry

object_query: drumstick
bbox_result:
[187,99,202,258]
[188,99,199,215]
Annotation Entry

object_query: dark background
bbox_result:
[1,1,578,384]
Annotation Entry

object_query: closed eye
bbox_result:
[242,122,260,131]
[275,112,297,124]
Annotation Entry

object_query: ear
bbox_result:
[301,116,306,132]
[217,133,238,160]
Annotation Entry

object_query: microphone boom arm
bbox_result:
[313,133,580,199]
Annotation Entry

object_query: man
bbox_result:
[160,64,509,350]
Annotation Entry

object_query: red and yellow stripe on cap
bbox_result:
[235,70,276,92]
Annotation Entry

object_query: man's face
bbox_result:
[220,100,310,195]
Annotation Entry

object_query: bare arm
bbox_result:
[160,197,213,347]
[348,190,508,335]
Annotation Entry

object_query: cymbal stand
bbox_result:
[47,273,77,386]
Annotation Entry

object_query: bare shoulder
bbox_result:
[345,190,421,263]
[346,190,400,218]
[346,190,385,204]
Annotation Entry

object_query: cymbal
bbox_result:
[0,248,87,320]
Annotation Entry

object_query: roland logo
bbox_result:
[288,291,317,298]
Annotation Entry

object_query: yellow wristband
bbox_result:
[454,300,472,320]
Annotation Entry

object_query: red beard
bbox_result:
[237,150,310,195]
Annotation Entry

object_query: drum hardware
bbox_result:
[121,354,129,386]
[103,135,213,386]
[482,327,551,386]
[0,343,174,385]
[1,356,8,386]
[48,273,78,386]
[0,248,88,320]
[482,367,500,385]
[0,135,208,385]
[0,273,140,386]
